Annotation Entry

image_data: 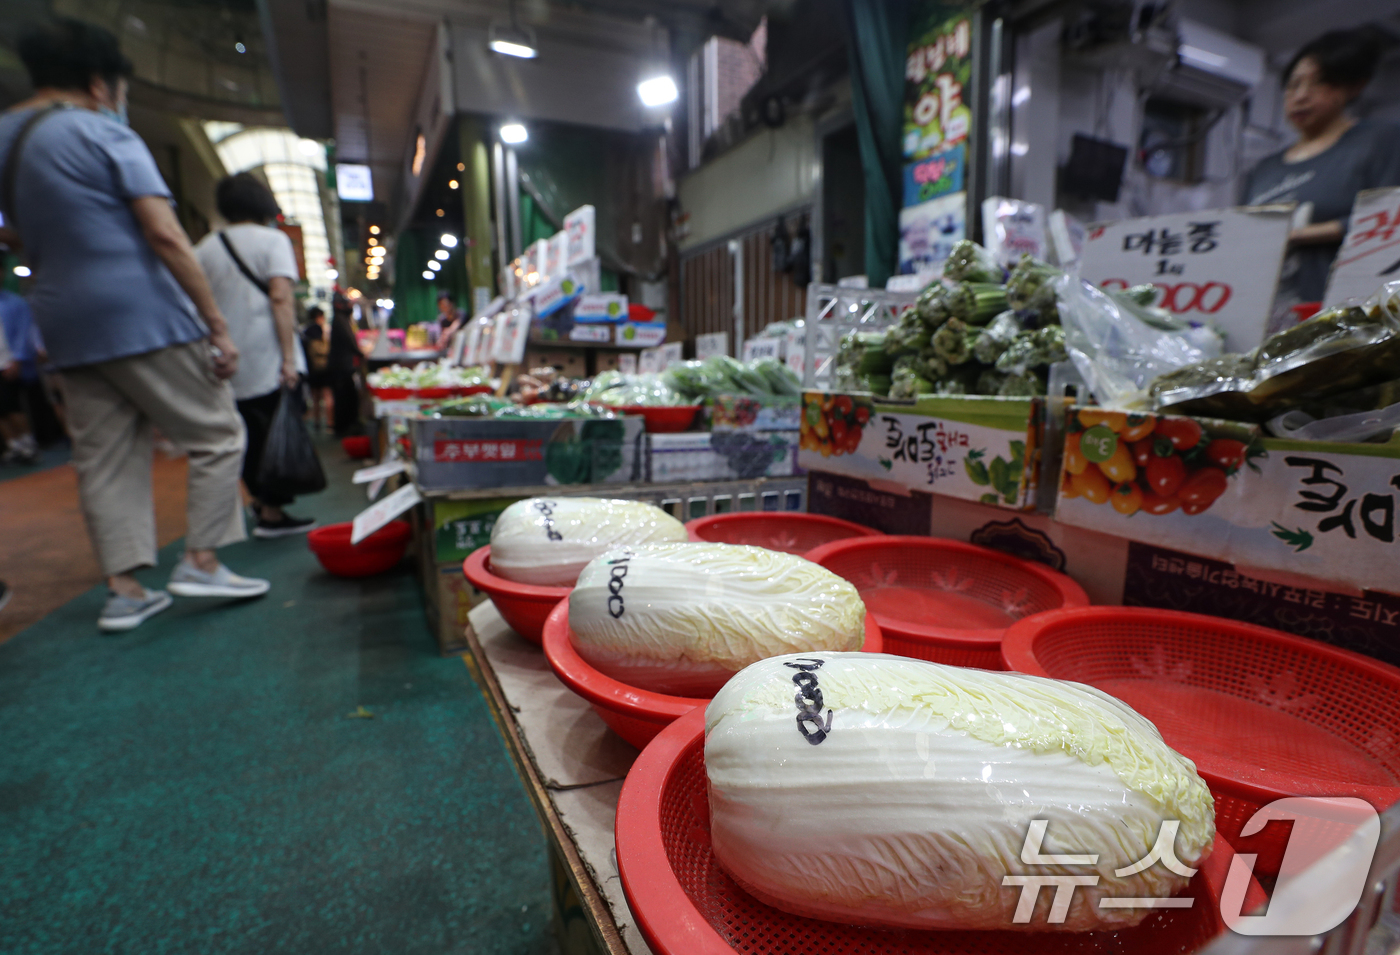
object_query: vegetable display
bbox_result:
[488,498,688,587]
[800,392,873,458]
[1061,409,1256,517]
[834,244,1065,398]
[368,361,491,390]
[663,355,802,402]
[568,543,865,696]
[705,652,1215,932]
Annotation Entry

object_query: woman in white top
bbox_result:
[194,174,316,537]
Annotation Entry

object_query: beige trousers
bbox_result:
[61,340,248,576]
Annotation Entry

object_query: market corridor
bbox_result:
[0,442,558,955]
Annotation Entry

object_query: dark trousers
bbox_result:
[331,371,361,437]
[236,388,295,508]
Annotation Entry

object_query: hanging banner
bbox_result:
[898,3,973,274]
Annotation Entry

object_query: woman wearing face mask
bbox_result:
[0,19,268,632]
[1243,28,1400,312]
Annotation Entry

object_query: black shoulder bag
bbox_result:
[218,231,270,295]
[1,103,68,229]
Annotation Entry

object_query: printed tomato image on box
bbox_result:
[1060,409,1260,519]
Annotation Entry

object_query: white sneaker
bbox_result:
[99,588,174,631]
[167,559,270,599]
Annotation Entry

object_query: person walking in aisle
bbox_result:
[0,19,269,632]
[328,295,363,438]
[301,305,332,431]
[195,173,317,538]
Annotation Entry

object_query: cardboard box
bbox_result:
[430,496,523,563]
[409,415,646,491]
[797,392,1042,510]
[647,431,798,483]
[1053,407,1400,595]
[704,394,802,433]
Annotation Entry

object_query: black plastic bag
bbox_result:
[257,386,327,496]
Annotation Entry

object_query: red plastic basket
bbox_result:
[307,520,411,577]
[340,435,373,459]
[1002,606,1400,877]
[686,512,883,557]
[542,598,883,750]
[617,707,1265,955]
[620,405,701,433]
[806,536,1089,670]
[461,545,570,646]
[369,386,412,400]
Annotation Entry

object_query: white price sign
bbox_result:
[639,342,683,373]
[491,306,532,364]
[1080,204,1293,351]
[695,331,728,359]
[351,481,421,544]
[352,460,406,484]
[1325,187,1400,307]
[742,337,782,362]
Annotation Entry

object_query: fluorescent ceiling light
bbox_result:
[489,38,537,58]
[428,261,442,272]
[500,123,528,144]
[422,271,435,280]
[440,234,459,248]
[435,249,450,261]
[637,75,679,107]
[13,265,31,277]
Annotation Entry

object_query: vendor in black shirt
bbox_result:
[1243,28,1400,310]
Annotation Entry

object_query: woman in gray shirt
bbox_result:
[1243,28,1400,306]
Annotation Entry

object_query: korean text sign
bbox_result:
[1079,205,1293,351]
[1324,186,1400,307]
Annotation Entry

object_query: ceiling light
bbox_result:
[325,268,338,279]
[489,36,537,59]
[637,75,679,107]
[500,123,528,144]
[435,249,450,261]
[440,234,458,248]
[369,225,380,235]
[456,163,465,172]
[422,270,434,280]
[13,265,31,277]
[298,138,321,156]
[428,261,442,271]
[235,41,246,54]
[368,237,378,247]
[435,208,445,217]
[448,179,459,190]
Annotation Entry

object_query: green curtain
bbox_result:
[390,229,470,329]
[846,0,909,288]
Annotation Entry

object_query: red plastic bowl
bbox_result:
[1002,606,1400,877]
[369,386,412,400]
[620,405,701,433]
[462,545,570,646]
[542,598,883,749]
[807,536,1089,670]
[307,520,411,577]
[616,707,1266,955]
[686,512,883,557]
[340,435,373,459]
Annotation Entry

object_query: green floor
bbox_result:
[0,440,557,955]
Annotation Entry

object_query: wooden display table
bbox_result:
[463,600,655,955]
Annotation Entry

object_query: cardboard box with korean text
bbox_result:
[797,392,1042,510]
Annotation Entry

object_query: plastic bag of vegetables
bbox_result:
[488,498,687,587]
[705,652,1215,931]
[568,543,865,696]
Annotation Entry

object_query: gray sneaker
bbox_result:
[99,589,173,632]
[167,559,270,599]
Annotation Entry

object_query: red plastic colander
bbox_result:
[462,545,571,646]
[806,536,1089,670]
[616,707,1265,955]
[685,512,883,557]
[620,405,702,433]
[542,599,883,749]
[307,520,411,577]
[1002,606,1400,878]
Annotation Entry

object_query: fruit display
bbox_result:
[1060,408,1258,517]
[800,392,874,457]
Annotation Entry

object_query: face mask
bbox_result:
[98,102,128,126]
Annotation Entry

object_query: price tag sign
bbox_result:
[1325,187,1400,307]
[639,342,682,373]
[1079,204,1293,351]
[695,331,728,359]
[352,460,406,484]
[742,337,782,362]
[351,481,421,544]
[492,306,532,364]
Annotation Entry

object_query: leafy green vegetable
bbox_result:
[942,240,1004,284]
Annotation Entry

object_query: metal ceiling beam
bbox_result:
[256,0,334,138]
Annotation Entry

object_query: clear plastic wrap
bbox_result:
[704,652,1216,932]
[488,498,688,587]
[567,543,865,696]
[1056,274,1215,410]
